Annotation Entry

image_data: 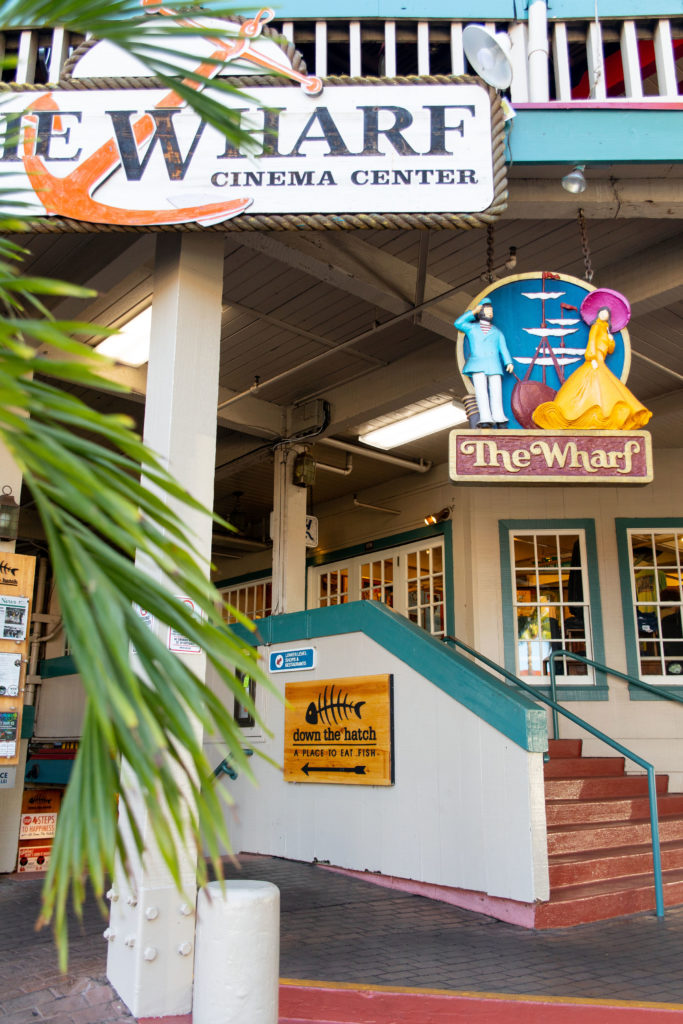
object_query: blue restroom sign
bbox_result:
[269,647,317,672]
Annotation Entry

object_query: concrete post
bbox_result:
[106,234,224,1018]
[271,443,308,615]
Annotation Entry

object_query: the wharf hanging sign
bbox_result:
[1,83,497,227]
[449,429,653,484]
[284,675,394,785]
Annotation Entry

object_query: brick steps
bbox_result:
[539,738,683,927]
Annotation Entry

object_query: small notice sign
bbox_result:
[284,675,393,785]
[270,647,316,673]
[168,597,202,654]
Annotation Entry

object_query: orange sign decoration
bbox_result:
[20,6,322,227]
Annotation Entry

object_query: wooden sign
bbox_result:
[449,429,653,484]
[284,675,394,786]
[0,553,36,766]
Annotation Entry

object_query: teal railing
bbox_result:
[443,636,666,919]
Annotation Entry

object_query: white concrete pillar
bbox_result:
[106,234,224,1019]
[193,880,280,1024]
[271,443,308,615]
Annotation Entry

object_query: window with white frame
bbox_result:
[220,578,272,625]
[627,530,683,680]
[511,531,592,681]
[310,537,446,638]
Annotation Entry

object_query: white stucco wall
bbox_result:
[206,632,549,905]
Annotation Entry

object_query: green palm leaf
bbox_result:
[0,0,280,967]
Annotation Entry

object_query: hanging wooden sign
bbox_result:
[284,674,394,785]
[449,429,653,483]
[0,554,36,766]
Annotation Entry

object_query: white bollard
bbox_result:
[193,880,280,1024]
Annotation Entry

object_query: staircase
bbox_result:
[538,738,683,927]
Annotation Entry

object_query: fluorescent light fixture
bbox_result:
[359,402,468,450]
[95,307,152,366]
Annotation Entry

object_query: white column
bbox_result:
[271,444,307,615]
[527,0,549,102]
[106,234,224,1019]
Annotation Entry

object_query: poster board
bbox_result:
[0,554,36,766]
[284,674,394,786]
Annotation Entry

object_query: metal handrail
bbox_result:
[442,635,665,919]
[547,648,683,740]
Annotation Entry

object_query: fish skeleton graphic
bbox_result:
[305,686,366,726]
[20,5,323,227]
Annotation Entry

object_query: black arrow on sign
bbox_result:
[302,762,366,776]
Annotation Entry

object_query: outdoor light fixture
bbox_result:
[561,165,587,195]
[359,402,468,451]
[95,306,152,366]
[0,485,20,541]
[424,507,451,526]
[293,451,316,487]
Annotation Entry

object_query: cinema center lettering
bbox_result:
[0,83,496,224]
[449,430,653,484]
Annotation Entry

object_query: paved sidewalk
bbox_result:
[3,854,683,1023]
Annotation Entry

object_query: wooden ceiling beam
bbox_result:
[505,178,683,219]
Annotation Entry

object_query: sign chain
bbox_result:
[578,207,594,283]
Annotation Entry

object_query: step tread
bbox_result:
[544,774,668,799]
[545,793,683,824]
[546,867,683,904]
[544,756,626,778]
[549,838,683,866]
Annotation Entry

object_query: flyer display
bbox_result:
[0,554,36,767]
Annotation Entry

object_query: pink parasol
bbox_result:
[580,288,631,331]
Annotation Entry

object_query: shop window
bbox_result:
[624,528,683,682]
[318,567,349,607]
[309,536,447,638]
[500,522,606,695]
[220,579,272,624]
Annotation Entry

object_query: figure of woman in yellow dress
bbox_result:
[532,288,652,431]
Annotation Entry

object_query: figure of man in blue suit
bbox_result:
[454,301,514,428]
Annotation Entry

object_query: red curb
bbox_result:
[278,983,683,1024]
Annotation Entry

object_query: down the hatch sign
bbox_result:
[284,675,394,785]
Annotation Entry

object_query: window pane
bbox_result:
[512,531,591,683]
[630,529,683,681]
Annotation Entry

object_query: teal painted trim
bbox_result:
[40,654,77,679]
[499,519,608,700]
[616,518,683,701]
[308,522,448,568]
[511,109,683,165]
[215,568,272,590]
[545,0,682,16]
[270,1,522,17]
[234,600,547,752]
[268,2,682,18]
[20,705,34,739]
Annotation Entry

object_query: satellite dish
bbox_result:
[462,25,513,91]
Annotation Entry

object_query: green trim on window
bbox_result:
[499,519,607,701]
[21,704,35,739]
[616,518,683,701]
[234,600,547,752]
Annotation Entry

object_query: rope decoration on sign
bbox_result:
[1,59,509,233]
